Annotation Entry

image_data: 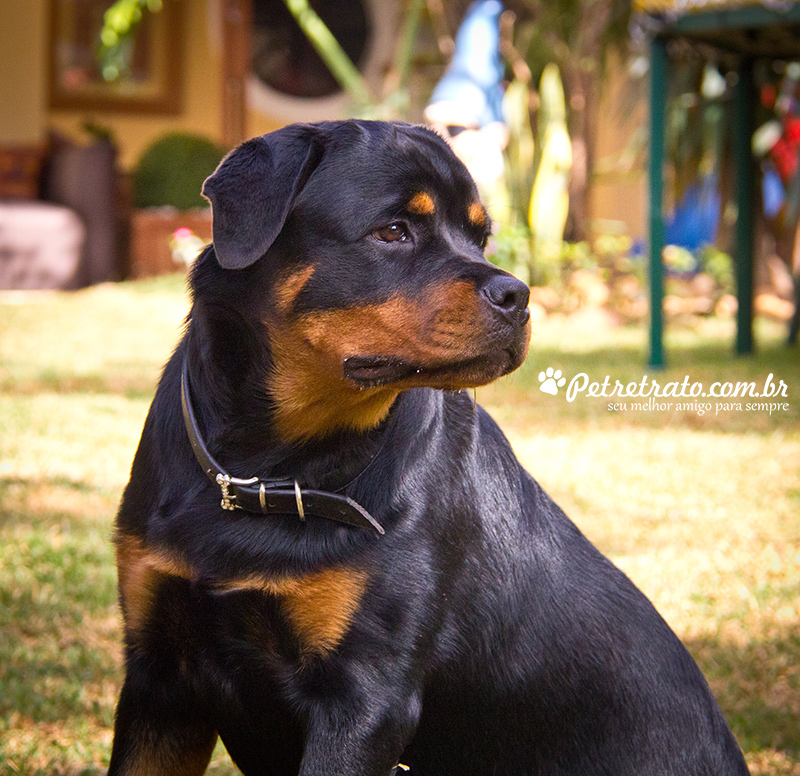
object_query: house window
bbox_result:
[251,0,371,99]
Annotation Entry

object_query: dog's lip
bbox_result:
[343,355,419,387]
[342,348,523,390]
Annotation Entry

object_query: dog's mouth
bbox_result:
[343,347,525,390]
[342,356,418,387]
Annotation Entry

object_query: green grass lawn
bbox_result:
[1,276,798,775]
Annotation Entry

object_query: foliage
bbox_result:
[527,63,572,278]
[502,78,537,231]
[498,64,573,285]
[661,244,735,298]
[490,230,605,288]
[98,0,425,119]
[506,0,633,240]
[488,222,533,278]
[490,230,738,319]
[132,133,227,210]
[282,0,374,107]
[96,0,163,82]
[510,0,632,83]
[663,244,697,274]
[699,244,735,295]
[278,0,426,118]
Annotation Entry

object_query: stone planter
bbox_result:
[129,208,212,278]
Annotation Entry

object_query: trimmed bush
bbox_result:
[132,133,227,210]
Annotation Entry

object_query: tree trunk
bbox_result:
[561,0,615,242]
[563,65,598,242]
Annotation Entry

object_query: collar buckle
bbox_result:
[215,472,258,510]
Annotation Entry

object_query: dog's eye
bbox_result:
[372,223,409,243]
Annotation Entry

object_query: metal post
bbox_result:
[734,57,755,355]
[648,36,668,368]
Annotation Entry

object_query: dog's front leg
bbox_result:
[298,677,420,776]
[107,651,217,776]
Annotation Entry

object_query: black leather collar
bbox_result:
[180,358,384,534]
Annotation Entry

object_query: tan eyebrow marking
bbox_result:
[468,202,487,227]
[407,192,436,215]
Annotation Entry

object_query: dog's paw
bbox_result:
[538,367,566,396]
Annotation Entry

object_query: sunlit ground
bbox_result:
[1,275,798,774]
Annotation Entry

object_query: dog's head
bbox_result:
[201,120,530,442]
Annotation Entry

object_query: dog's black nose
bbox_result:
[482,275,530,322]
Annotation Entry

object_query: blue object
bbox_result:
[428,0,505,128]
[761,162,785,219]
[664,174,721,252]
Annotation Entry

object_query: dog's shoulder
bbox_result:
[116,344,192,531]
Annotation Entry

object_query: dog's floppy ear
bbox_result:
[202,124,323,270]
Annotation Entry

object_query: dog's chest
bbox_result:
[219,567,370,655]
[117,535,369,657]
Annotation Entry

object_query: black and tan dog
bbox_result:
[108,121,749,775]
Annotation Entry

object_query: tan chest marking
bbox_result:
[118,534,368,655]
[216,567,370,654]
[280,568,369,654]
[115,535,193,638]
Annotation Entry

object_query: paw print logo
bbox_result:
[538,367,566,396]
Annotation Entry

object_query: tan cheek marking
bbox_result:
[407,191,435,215]
[267,280,490,442]
[115,535,194,638]
[269,324,400,443]
[297,283,484,358]
[468,202,487,227]
[274,264,315,314]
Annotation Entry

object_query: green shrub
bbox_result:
[699,245,735,296]
[132,133,227,209]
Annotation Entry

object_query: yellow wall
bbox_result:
[247,107,289,141]
[0,0,48,144]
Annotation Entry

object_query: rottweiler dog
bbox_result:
[108,120,749,775]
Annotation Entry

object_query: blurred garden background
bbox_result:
[1,0,799,773]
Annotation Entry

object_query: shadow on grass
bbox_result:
[0,306,797,773]
[0,475,120,528]
[1,524,797,769]
[0,372,158,400]
[0,473,120,736]
[687,632,800,762]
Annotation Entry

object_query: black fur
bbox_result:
[108,120,749,775]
